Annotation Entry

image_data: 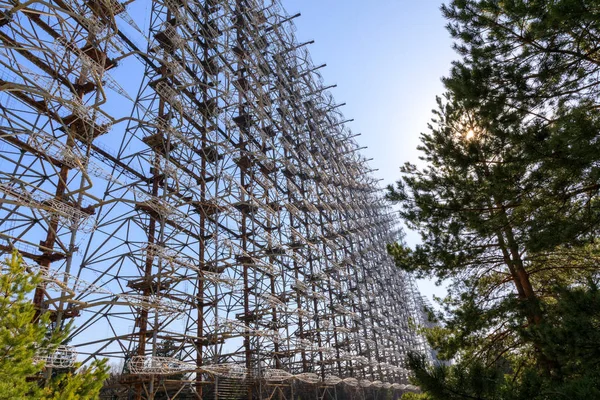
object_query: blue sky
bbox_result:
[282,0,457,300]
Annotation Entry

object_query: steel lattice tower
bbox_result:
[0,0,432,398]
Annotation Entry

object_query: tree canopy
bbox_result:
[388,1,600,398]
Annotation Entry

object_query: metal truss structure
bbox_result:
[0,0,433,398]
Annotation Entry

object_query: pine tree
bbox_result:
[390,87,600,399]
[0,250,54,398]
[441,0,600,251]
[0,250,109,399]
[389,2,600,398]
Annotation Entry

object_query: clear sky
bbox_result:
[281,0,457,301]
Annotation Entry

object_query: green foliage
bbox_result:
[392,1,600,399]
[404,281,600,399]
[0,251,109,399]
[0,251,56,399]
[40,359,109,400]
[401,393,430,400]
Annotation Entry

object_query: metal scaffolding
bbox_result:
[0,0,431,398]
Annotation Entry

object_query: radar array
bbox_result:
[0,0,432,398]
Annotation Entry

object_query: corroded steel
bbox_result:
[0,0,433,398]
